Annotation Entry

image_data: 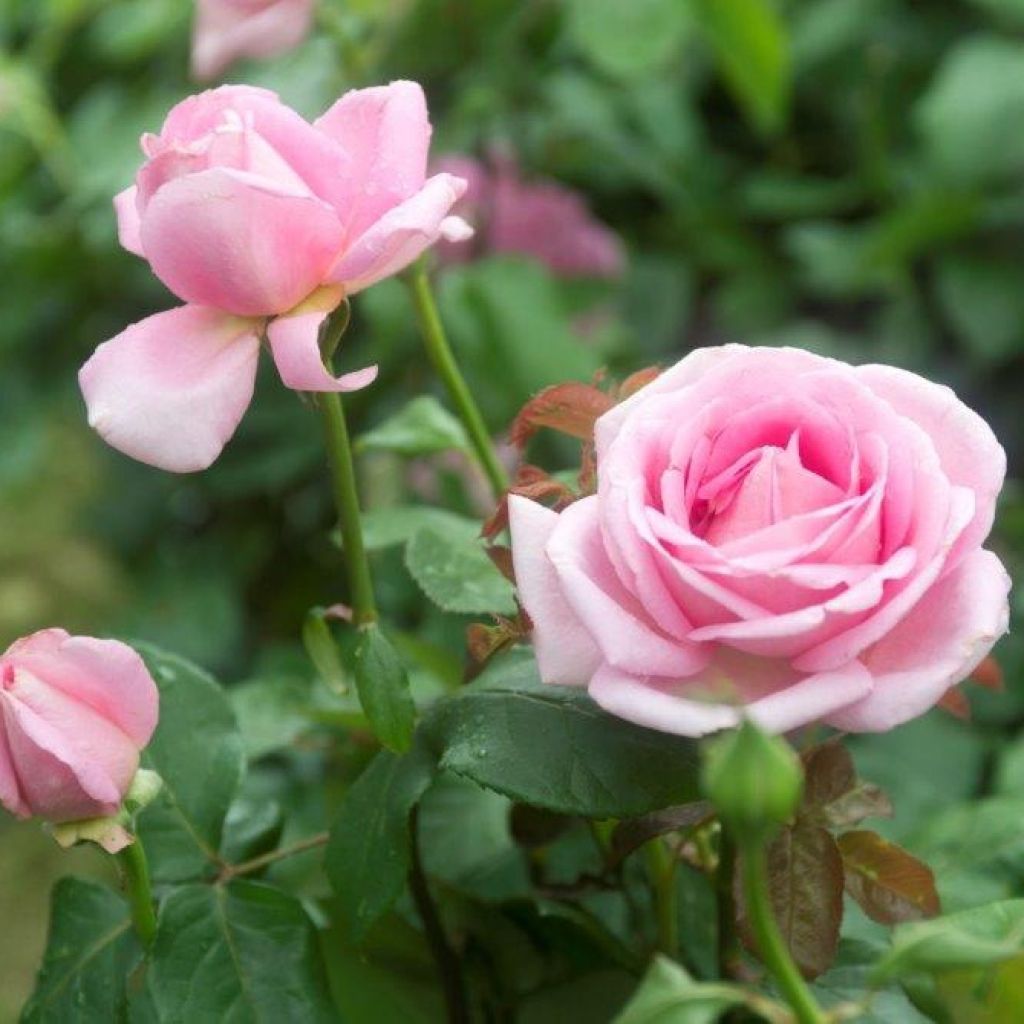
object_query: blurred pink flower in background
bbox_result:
[0,630,158,824]
[192,0,315,81]
[81,82,470,473]
[434,153,625,278]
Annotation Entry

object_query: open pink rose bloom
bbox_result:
[192,0,315,81]
[0,630,159,822]
[80,81,470,472]
[510,345,1010,736]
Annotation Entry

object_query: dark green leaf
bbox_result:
[353,624,416,753]
[356,395,469,456]
[326,745,437,943]
[136,644,244,882]
[145,881,335,1022]
[230,675,314,760]
[612,956,748,1024]
[21,878,139,1024]
[423,649,701,817]
[406,524,517,616]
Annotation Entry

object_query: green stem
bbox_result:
[645,838,679,960]
[741,845,826,1024]
[117,839,157,948]
[318,387,377,626]
[715,829,742,979]
[405,259,509,500]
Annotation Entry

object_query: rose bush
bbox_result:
[80,81,470,473]
[510,345,1010,736]
[191,0,315,80]
[0,629,158,822]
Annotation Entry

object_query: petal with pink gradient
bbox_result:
[114,186,144,256]
[329,173,467,294]
[267,308,378,393]
[507,495,602,687]
[140,167,344,316]
[827,548,1010,732]
[79,305,260,473]
[314,81,431,240]
[5,631,158,748]
[191,0,315,81]
[546,496,710,678]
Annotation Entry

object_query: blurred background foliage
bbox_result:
[4,0,1024,1018]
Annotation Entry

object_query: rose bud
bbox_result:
[0,630,159,823]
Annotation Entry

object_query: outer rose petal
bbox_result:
[267,307,378,393]
[5,631,158,748]
[191,0,315,81]
[588,659,873,738]
[114,186,144,256]
[0,714,26,817]
[328,173,467,294]
[507,495,601,687]
[826,548,1011,732]
[140,167,345,316]
[855,363,1006,563]
[80,305,260,473]
[314,81,431,239]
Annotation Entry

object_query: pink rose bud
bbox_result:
[191,0,315,81]
[0,630,159,822]
[510,345,1011,737]
[434,153,624,279]
[80,82,471,473]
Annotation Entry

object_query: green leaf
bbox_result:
[144,881,335,1022]
[302,606,349,695]
[406,523,516,616]
[356,395,470,457]
[693,0,790,135]
[566,0,693,80]
[21,879,139,1024]
[353,624,416,753]
[873,899,1024,982]
[612,956,747,1024]
[230,675,314,761]
[359,506,479,551]
[326,744,438,943]
[136,644,245,882]
[423,649,701,817]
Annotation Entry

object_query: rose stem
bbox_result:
[644,837,680,960]
[741,845,826,1024]
[117,839,157,948]
[317,359,377,627]
[219,831,330,882]
[409,806,470,1024]
[404,258,509,501]
[714,830,742,978]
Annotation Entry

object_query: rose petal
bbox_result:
[267,307,378,393]
[826,548,1010,731]
[328,173,468,293]
[114,186,144,256]
[314,80,430,240]
[141,167,345,315]
[80,305,260,473]
[507,495,602,687]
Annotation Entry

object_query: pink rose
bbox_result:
[434,153,624,278]
[191,0,315,81]
[81,82,471,473]
[510,345,1010,736]
[0,630,159,822]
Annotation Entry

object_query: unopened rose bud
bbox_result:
[702,719,803,844]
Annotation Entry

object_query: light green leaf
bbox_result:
[612,956,747,1024]
[302,606,349,695]
[406,524,516,616]
[693,0,791,135]
[326,745,438,943]
[357,395,470,457]
[135,644,244,882]
[353,624,416,753]
[21,879,139,1024]
[423,649,701,817]
[230,675,315,761]
[360,506,478,551]
[145,882,335,1022]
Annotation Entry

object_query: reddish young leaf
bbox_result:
[970,654,1004,691]
[819,783,893,829]
[466,614,528,667]
[938,687,971,720]
[801,738,856,810]
[738,823,844,980]
[615,365,662,400]
[480,464,577,540]
[486,545,515,583]
[510,382,615,449]
[608,801,715,869]
[837,830,940,925]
